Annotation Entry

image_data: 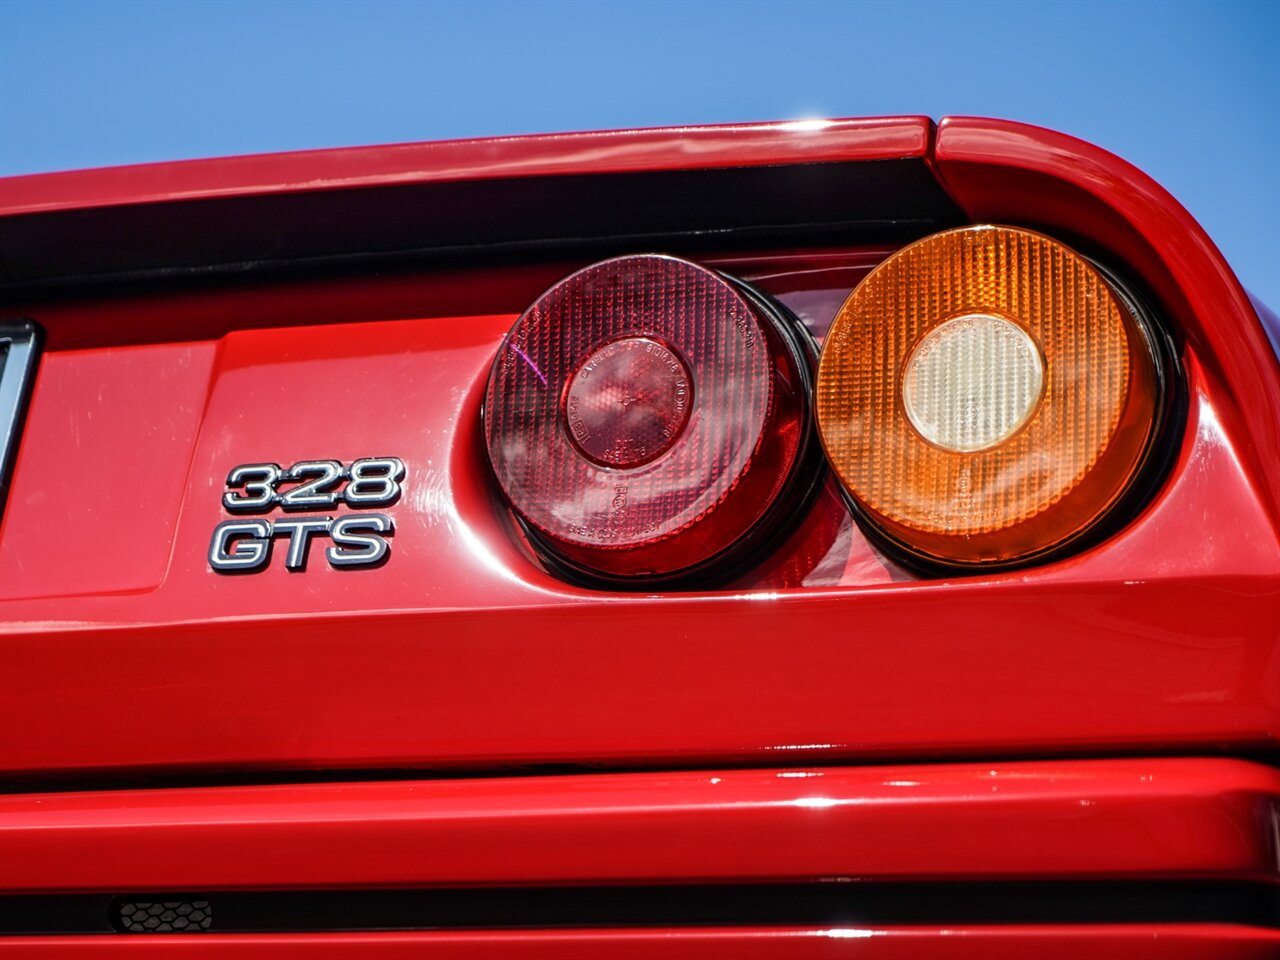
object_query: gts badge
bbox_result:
[209,458,405,573]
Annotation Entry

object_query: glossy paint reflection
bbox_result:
[0,118,1276,780]
[1,759,1276,892]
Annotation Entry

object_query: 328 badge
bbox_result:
[208,457,405,573]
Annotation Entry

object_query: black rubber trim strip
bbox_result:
[0,881,1275,935]
[0,159,965,299]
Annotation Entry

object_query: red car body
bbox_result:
[0,117,1276,955]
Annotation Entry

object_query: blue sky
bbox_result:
[1,0,1276,305]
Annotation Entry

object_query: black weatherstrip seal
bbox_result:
[0,882,1275,935]
[0,159,966,299]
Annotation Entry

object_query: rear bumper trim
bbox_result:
[2,881,1277,936]
[1,758,1276,893]
[2,925,1279,959]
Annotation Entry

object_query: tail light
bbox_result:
[815,224,1175,569]
[483,254,821,585]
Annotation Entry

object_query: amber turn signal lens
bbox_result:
[816,225,1160,567]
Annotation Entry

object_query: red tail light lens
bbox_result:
[483,254,819,585]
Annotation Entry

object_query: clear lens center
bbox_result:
[902,314,1044,453]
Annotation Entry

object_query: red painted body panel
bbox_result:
[0,117,931,216]
[2,759,1276,893]
[0,119,1277,782]
[0,298,1275,778]
[0,342,216,599]
[0,119,1277,949]
[5,927,1279,959]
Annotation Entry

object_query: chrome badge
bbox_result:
[209,458,404,573]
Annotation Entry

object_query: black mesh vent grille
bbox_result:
[118,900,212,933]
[0,882,1269,935]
